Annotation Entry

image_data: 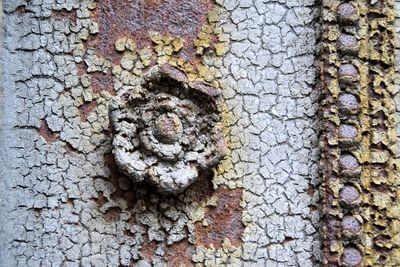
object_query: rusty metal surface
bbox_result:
[87,0,214,63]
[194,188,244,248]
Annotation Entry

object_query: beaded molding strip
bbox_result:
[319,1,400,266]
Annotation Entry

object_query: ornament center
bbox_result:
[153,113,183,143]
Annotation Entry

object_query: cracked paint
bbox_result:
[6,0,400,266]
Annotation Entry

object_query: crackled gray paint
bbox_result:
[213,0,320,265]
[0,0,320,266]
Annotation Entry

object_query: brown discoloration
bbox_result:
[165,240,194,267]
[140,234,158,262]
[95,191,107,208]
[195,188,244,248]
[63,142,79,154]
[79,100,97,122]
[86,0,214,63]
[187,171,214,203]
[15,5,27,14]
[104,207,122,221]
[91,72,115,95]
[104,153,130,196]
[64,143,73,153]
[38,120,59,144]
[76,62,87,76]
[51,9,77,26]
[103,153,140,209]
[160,64,188,84]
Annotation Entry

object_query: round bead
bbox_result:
[339,124,358,140]
[340,186,360,205]
[338,94,360,112]
[342,216,361,235]
[339,154,359,171]
[337,34,358,54]
[153,113,183,144]
[342,247,362,266]
[338,64,358,79]
[337,4,358,23]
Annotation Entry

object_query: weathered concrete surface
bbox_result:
[0,0,320,266]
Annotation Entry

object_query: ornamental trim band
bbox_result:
[318,1,400,266]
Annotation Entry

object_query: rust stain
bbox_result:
[140,234,158,261]
[186,170,214,203]
[86,0,214,63]
[51,9,77,26]
[78,100,97,122]
[64,143,73,153]
[91,72,116,95]
[63,143,79,154]
[164,240,194,267]
[104,207,122,221]
[95,191,107,208]
[195,188,244,248]
[38,119,59,144]
[76,62,87,76]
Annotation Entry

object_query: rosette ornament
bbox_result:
[109,65,227,194]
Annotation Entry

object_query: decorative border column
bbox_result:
[319,1,400,266]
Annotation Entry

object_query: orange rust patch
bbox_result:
[38,120,59,144]
[195,188,244,248]
[86,0,214,63]
[79,100,97,122]
[165,240,194,267]
[91,72,116,95]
